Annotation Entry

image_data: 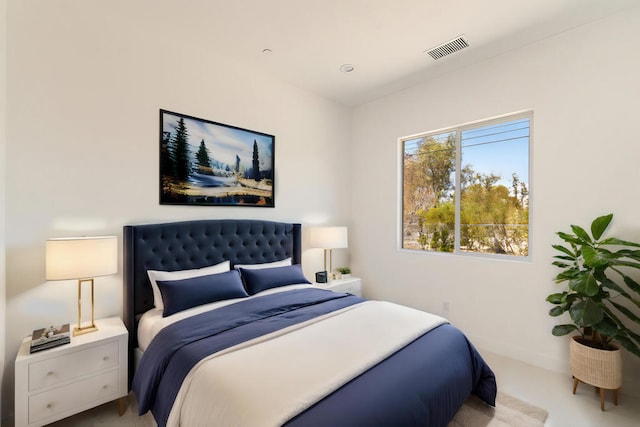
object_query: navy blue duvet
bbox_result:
[286,323,495,427]
[133,288,496,427]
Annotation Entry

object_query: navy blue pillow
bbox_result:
[239,264,311,295]
[157,269,248,317]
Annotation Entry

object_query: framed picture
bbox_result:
[159,109,275,207]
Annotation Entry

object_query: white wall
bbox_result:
[351,5,640,394]
[0,0,7,422]
[2,1,351,423]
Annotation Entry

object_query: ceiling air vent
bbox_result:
[425,35,469,60]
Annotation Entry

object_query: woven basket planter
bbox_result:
[570,336,622,389]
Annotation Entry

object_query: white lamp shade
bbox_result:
[46,236,118,280]
[309,226,348,249]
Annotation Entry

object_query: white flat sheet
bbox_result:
[137,283,313,351]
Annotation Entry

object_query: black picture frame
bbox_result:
[159,109,275,207]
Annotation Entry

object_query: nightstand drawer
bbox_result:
[28,369,120,424]
[335,283,359,294]
[29,340,119,392]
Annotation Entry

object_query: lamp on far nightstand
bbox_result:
[310,226,348,278]
[46,236,118,336]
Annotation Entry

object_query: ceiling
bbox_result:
[158,0,638,107]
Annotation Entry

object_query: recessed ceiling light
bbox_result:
[340,64,355,73]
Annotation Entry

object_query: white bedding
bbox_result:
[137,283,313,351]
[166,300,448,427]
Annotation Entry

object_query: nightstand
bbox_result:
[316,276,362,297]
[15,317,128,427]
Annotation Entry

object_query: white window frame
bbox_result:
[398,110,533,260]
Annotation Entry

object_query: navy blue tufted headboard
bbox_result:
[123,219,301,385]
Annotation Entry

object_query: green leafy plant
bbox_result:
[336,266,351,274]
[547,213,640,357]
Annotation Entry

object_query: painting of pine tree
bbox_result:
[160,110,274,207]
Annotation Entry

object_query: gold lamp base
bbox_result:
[323,248,338,280]
[73,324,98,337]
[74,278,98,337]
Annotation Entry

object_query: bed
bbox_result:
[124,219,496,427]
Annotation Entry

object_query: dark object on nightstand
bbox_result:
[315,271,328,283]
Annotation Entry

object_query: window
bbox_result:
[401,112,531,257]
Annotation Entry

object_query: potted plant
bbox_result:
[336,266,351,279]
[546,213,640,409]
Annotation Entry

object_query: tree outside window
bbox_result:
[401,113,530,257]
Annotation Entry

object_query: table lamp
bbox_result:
[46,236,118,336]
[309,226,348,278]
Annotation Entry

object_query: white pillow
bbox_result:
[234,257,292,270]
[147,260,231,311]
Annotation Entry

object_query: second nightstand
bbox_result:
[15,317,128,427]
[316,276,362,297]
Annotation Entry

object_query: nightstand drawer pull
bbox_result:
[46,371,54,376]
[46,403,52,409]
[103,356,109,361]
